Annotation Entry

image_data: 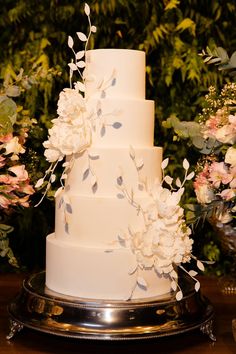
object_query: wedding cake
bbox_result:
[45,48,174,300]
[35,3,198,305]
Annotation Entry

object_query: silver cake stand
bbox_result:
[7,271,216,341]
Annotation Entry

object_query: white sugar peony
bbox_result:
[128,182,193,276]
[43,87,92,163]
[43,119,91,162]
[57,88,86,125]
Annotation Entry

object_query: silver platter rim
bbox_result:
[8,271,215,341]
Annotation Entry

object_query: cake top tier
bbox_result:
[85,49,146,99]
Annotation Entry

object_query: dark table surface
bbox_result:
[0,272,236,354]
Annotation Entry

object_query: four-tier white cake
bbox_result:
[46,49,172,300]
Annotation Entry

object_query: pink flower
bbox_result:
[0,174,19,188]
[194,166,215,204]
[194,183,215,204]
[0,156,6,168]
[209,162,232,188]
[0,194,12,208]
[215,125,236,144]
[228,114,236,126]
[204,114,222,137]
[8,165,28,181]
[16,195,30,207]
[18,182,34,195]
[219,189,235,201]
[0,133,13,143]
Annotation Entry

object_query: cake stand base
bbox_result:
[7,271,216,341]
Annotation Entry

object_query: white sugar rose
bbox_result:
[44,147,63,163]
[154,187,184,219]
[225,146,236,167]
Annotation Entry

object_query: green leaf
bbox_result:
[176,18,196,35]
[164,0,180,11]
[0,97,17,136]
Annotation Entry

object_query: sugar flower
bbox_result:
[43,117,91,163]
[116,155,200,300]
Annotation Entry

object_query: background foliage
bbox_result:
[0,0,235,273]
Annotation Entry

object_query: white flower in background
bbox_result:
[2,136,25,160]
[225,146,236,167]
[195,183,215,204]
[215,124,236,144]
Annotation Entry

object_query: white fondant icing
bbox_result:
[87,97,155,147]
[46,234,171,300]
[55,194,148,246]
[66,147,162,196]
[85,49,146,99]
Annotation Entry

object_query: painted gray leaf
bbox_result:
[58,198,64,208]
[89,153,99,160]
[101,90,106,99]
[97,108,102,116]
[82,168,89,180]
[117,176,123,186]
[117,193,124,199]
[65,223,69,234]
[92,182,98,194]
[100,125,106,137]
[112,122,122,129]
[66,203,73,214]
[129,146,135,160]
[111,78,116,86]
[138,183,144,191]
[118,235,126,247]
[136,158,144,170]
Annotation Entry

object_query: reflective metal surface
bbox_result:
[8,271,215,340]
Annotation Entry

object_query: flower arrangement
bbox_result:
[163,47,236,227]
[0,70,37,266]
[193,85,236,224]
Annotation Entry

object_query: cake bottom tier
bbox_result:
[46,234,172,300]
